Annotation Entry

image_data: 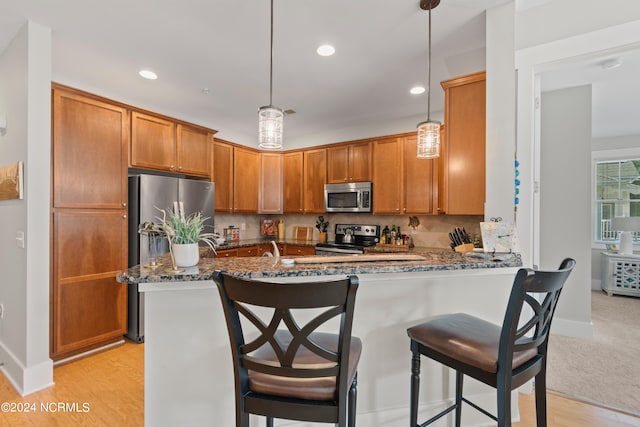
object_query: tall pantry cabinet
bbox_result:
[51,85,128,360]
[439,71,486,215]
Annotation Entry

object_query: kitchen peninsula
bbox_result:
[117,250,522,427]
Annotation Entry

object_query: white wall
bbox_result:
[485,2,516,221]
[0,21,53,395]
[540,85,592,335]
[515,1,640,337]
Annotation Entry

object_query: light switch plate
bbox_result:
[16,231,25,248]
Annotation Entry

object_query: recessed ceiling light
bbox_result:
[139,69,158,80]
[317,44,335,57]
[410,86,426,95]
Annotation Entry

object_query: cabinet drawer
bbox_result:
[215,248,238,258]
[284,245,315,256]
[238,246,259,257]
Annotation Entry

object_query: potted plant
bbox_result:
[158,207,217,270]
[315,215,329,243]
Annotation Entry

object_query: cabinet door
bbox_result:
[403,134,437,214]
[327,142,371,183]
[327,145,349,183]
[176,124,211,177]
[52,89,128,209]
[52,209,128,359]
[130,111,176,172]
[303,148,327,213]
[283,152,304,213]
[259,152,283,214]
[440,72,486,215]
[348,142,371,182]
[213,141,233,212]
[372,137,403,214]
[233,147,259,213]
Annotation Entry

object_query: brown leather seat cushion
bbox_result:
[407,313,538,373]
[246,330,362,401]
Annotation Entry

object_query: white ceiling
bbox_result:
[0,0,637,147]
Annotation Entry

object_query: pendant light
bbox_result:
[258,0,283,150]
[416,0,441,159]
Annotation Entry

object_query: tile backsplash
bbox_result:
[215,213,483,249]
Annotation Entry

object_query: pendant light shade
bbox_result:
[417,120,440,158]
[258,0,283,150]
[416,0,441,159]
[258,106,283,150]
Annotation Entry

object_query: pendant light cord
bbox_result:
[427,3,432,121]
[269,0,274,108]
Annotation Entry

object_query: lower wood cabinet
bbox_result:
[237,246,259,257]
[283,245,316,256]
[214,248,238,258]
[51,209,127,360]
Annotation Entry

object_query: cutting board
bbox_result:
[293,226,314,241]
[294,253,426,264]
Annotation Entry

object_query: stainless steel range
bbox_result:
[315,224,380,255]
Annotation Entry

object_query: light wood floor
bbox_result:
[0,341,638,426]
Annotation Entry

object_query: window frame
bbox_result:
[592,147,640,249]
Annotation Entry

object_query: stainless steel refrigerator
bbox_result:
[126,173,214,342]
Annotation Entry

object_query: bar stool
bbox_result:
[214,272,361,427]
[407,258,575,427]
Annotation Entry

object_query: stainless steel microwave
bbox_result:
[324,182,372,213]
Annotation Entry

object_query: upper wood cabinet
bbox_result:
[327,142,371,183]
[372,137,403,214]
[303,148,327,213]
[403,134,437,215]
[259,152,283,214]
[283,152,304,213]
[372,133,437,215]
[440,71,486,215]
[130,111,176,171]
[213,140,234,212]
[176,124,212,177]
[233,146,260,213]
[52,89,128,209]
[131,112,211,178]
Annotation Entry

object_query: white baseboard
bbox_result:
[551,317,593,339]
[0,340,53,396]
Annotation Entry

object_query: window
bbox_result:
[595,159,640,243]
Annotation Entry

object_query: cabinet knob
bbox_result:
[123,214,127,219]
[122,202,127,207]
[170,165,175,170]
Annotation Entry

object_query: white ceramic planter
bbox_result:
[171,243,200,267]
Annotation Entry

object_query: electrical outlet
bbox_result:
[0,303,3,319]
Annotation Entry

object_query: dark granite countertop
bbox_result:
[117,247,522,284]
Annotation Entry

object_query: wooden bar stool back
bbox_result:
[215,273,361,427]
[407,258,576,427]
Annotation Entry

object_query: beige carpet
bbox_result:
[547,290,640,415]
